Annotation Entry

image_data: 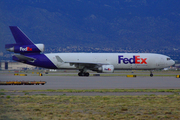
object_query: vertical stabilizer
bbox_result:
[5,26,44,54]
[9,26,34,45]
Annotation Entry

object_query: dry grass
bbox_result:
[1,94,180,119]
[1,88,180,93]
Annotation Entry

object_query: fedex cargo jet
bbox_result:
[5,26,175,77]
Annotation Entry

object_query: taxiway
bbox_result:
[0,75,179,90]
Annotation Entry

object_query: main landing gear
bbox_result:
[78,72,89,76]
[150,71,153,77]
[78,67,90,77]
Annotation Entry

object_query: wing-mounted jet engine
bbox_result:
[97,65,114,73]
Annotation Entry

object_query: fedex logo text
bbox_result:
[104,68,111,71]
[20,47,32,51]
[118,55,147,64]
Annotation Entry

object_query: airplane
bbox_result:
[5,26,175,77]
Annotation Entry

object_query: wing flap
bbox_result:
[65,61,98,65]
[65,61,109,68]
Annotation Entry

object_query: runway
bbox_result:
[0,75,180,90]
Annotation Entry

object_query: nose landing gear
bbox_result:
[150,71,153,77]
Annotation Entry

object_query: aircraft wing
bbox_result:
[56,56,108,68]
[64,61,109,68]
[64,61,114,75]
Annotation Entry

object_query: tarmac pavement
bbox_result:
[0,75,180,90]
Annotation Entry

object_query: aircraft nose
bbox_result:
[171,60,175,66]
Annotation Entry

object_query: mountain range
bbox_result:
[0,0,180,60]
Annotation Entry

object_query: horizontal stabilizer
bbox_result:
[5,44,18,49]
[13,54,36,62]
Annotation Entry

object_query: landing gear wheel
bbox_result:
[78,72,82,76]
[150,73,153,77]
[85,72,89,77]
[78,72,89,77]
[150,71,153,77]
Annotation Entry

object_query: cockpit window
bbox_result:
[167,58,171,60]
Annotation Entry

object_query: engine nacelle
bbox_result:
[98,65,114,73]
[6,44,44,54]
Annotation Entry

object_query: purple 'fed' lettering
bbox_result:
[118,55,147,64]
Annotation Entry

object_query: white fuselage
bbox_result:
[45,53,175,70]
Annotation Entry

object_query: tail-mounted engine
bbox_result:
[5,44,44,54]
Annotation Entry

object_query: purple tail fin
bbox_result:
[9,26,34,45]
[5,26,44,54]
